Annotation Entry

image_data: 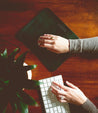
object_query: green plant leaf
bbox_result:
[8,48,20,60]
[24,65,37,71]
[10,102,17,113]
[1,49,7,58]
[4,80,9,84]
[17,100,28,113]
[16,51,28,65]
[23,80,40,89]
[0,79,9,86]
[17,90,37,106]
[0,80,6,88]
[2,108,7,113]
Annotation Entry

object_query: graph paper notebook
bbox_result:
[16,8,79,72]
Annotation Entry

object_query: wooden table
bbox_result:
[0,0,98,113]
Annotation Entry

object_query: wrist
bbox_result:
[66,39,70,53]
[79,96,87,105]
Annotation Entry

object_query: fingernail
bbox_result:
[66,81,69,84]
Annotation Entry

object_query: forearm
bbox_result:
[81,98,98,113]
[69,37,98,54]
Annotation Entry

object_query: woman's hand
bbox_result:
[51,81,87,105]
[38,34,69,54]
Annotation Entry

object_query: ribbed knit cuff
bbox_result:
[81,99,97,113]
[69,39,81,53]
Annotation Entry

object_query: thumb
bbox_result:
[66,81,78,89]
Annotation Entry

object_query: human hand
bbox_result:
[38,34,69,54]
[51,81,87,105]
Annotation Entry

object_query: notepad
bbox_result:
[15,8,79,72]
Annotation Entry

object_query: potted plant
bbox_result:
[0,48,40,113]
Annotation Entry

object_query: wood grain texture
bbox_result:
[0,0,98,113]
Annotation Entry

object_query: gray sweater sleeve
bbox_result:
[69,37,98,113]
[69,37,98,54]
[81,99,98,113]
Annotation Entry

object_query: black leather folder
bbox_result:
[16,8,79,72]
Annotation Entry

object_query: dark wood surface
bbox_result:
[0,0,98,113]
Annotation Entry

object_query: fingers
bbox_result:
[51,86,68,103]
[52,81,70,91]
[40,36,54,40]
[40,34,56,40]
[39,43,54,49]
[59,99,67,103]
[51,82,71,102]
[51,84,68,103]
[66,81,78,89]
[56,96,67,103]
[51,85,66,96]
[51,81,81,104]
[38,34,55,48]
[38,38,54,45]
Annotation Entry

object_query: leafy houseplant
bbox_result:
[0,48,40,113]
